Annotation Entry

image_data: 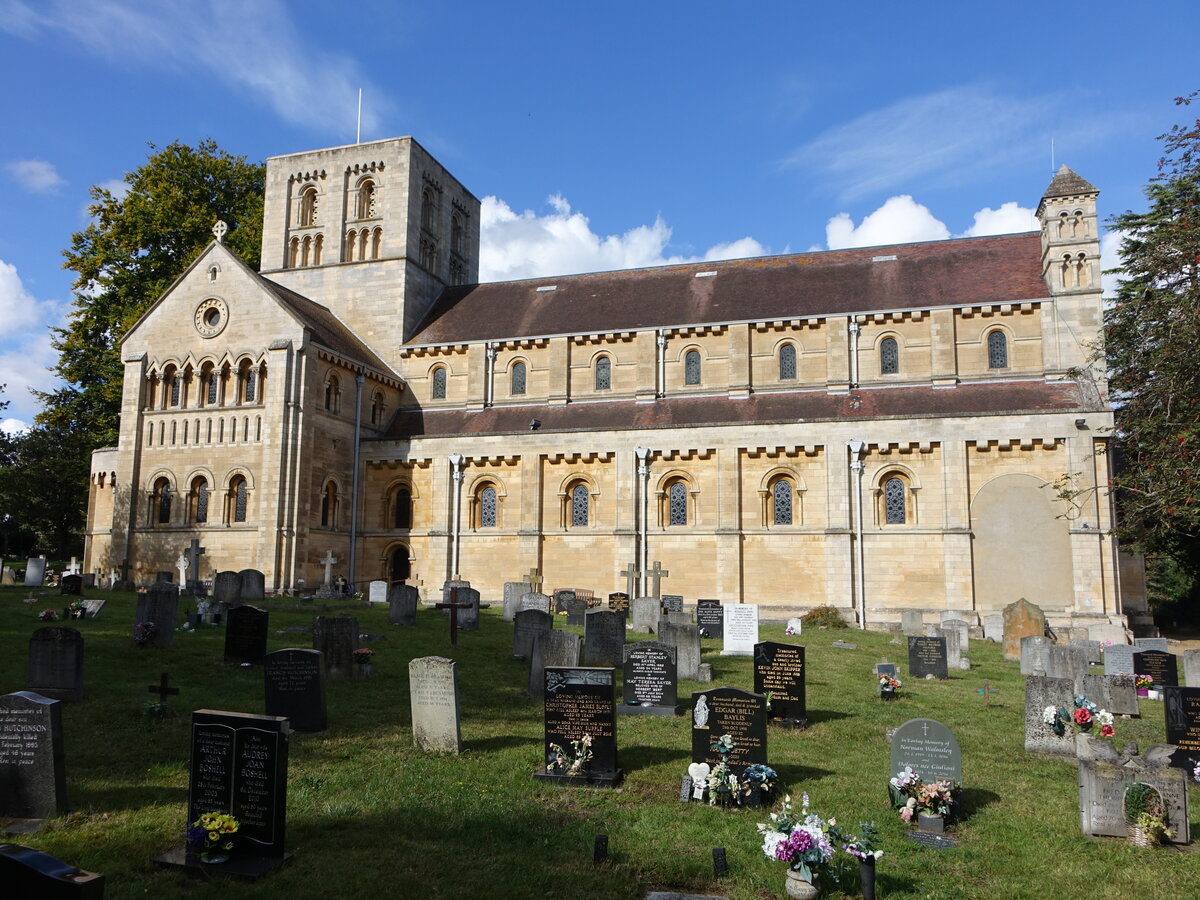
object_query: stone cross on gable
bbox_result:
[320,551,338,586]
[620,562,640,599]
[185,539,205,583]
[647,561,669,600]
[526,567,543,593]
[212,220,228,242]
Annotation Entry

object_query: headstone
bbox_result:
[156,571,174,584]
[134,582,178,648]
[1134,637,1169,653]
[583,610,625,668]
[620,642,677,715]
[513,609,554,660]
[982,614,1004,642]
[1164,686,1200,773]
[1134,649,1179,688]
[502,581,531,621]
[1077,737,1191,843]
[1071,639,1103,665]
[1,566,15,585]
[368,580,388,605]
[223,605,269,666]
[786,617,804,635]
[1047,645,1091,683]
[27,627,84,702]
[696,599,723,638]
[1185,649,1200,688]
[1103,643,1136,676]
[0,692,66,821]
[59,575,82,597]
[1020,635,1051,675]
[536,667,621,785]
[690,687,767,778]
[442,585,480,632]
[630,596,659,634]
[553,589,577,614]
[721,604,759,656]
[1106,674,1139,717]
[263,649,326,732]
[753,642,806,726]
[82,599,105,619]
[238,569,265,602]
[900,610,924,636]
[213,571,242,608]
[528,630,581,697]
[658,620,701,680]
[1002,598,1045,661]
[387,583,419,626]
[607,592,630,613]
[1076,674,1112,712]
[889,718,962,784]
[312,616,358,679]
[661,595,684,614]
[188,710,289,857]
[661,611,692,627]
[519,592,552,615]
[409,657,462,754]
[1089,623,1127,646]
[564,595,588,628]
[941,618,969,653]
[24,558,46,587]
[1024,675,1076,757]
[907,635,948,680]
[0,844,105,898]
[936,627,962,670]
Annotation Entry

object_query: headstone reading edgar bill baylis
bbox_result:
[1163,686,1200,773]
[409,656,462,754]
[1024,675,1076,757]
[513,608,553,660]
[754,642,806,726]
[223,605,269,666]
[583,609,625,668]
[691,687,768,779]
[27,627,84,702]
[135,582,179,648]
[312,616,358,679]
[721,604,759,656]
[388,583,419,626]
[1076,736,1191,844]
[263,649,326,733]
[528,630,581,697]
[697,599,723,638]
[535,666,621,787]
[620,642,678,715]
[1002,597,1046,661]
[0,691,67,820]
[907,635,948,679]
[889,718,962,784]
[187,710,289,858]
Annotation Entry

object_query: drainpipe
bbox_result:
[635,446,650,596]
[485,343,495,407]
[848,321,860,388]
[656,331,666,398]
[348,372,365,590]
[847,440,866,629]
[448,453,464,578]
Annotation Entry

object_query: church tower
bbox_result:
[259,137,480,357]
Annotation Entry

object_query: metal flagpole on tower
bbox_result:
[357,89,362,144]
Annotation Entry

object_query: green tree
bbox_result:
[0,425,90,557]
[1106,92,1200,580]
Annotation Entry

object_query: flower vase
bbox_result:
[917,811,944,833]
[200,851,230,864]
[880,687,896,701]
[859,856,877,900]
[785,868,820,899]
[1136,688,1148,697]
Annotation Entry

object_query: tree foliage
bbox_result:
[1106,92,1200,579]
[0,424,90,557]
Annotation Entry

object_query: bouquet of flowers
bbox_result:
[38,608,59,621]
[757,793,835,882]
[1042,696,1114,737]
[1135,674,1153,690]
[352,648,375,665]
[841,822,883,861]
[704,734,778,807]
[186,812,239,859]
[548,734,592,776]
[878,675,901,691]
[888,767,960,823]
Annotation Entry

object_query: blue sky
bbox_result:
[0,0,1194,429]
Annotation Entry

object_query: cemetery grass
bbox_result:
[1,589,1196,899]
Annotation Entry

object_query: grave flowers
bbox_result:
[878,674,901,700]
[1124,782,1170,847]
[548,734,593,776]
[888,767,960,828]
[757,793,836,898]
[1135,674,1153,697]
[353,647,375,678]
[37,608,58,622]
[842,823,883,900]
[65,600,86,619]
[133,621,158,646]
[704,734,778,807]
[1042,696,1114,737]
[186,811,240,863]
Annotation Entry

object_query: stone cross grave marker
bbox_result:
[263,649,326,732]
[320,551,338,586]
[526,567,543,593]
[409,656,462,754]
[535,667,622,786]
[148,671,179,705]
[647,561,669,599]
[434,588,472,647]
[0,691,66,820]
[27,627,84,702]
[185,538,205,591]
[620,562,639,599]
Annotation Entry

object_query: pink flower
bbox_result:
[1073,708,1092,726]
[1101,724,1114,737]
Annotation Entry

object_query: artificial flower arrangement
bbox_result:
[888,767,960,824]
[1192,761,1200,784]
[1042,696,1114,737]
[352,648,375,664]
[784,623,798,636]
[704,734,778,807]
[38,608,59,621]
[133,621,157,645]
[841,822,883,862]
[66,600,86,619]
[186,811,239,860]
[878,675,901,691]
[759,794,880,888]
[1135,674,1153,690]
[1124,782,1171,844]
[548,734,593,776]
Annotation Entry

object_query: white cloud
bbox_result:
[703,237,768,261]
[962,202,1038,237]
[825,196,950,250]
[2,0,388,137]
[0,259,68,423]
[1,418,30,436]
[6,158,64,193]
[0,259,43,330]
[1100,228,1125,298]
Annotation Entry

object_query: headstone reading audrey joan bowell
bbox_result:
[721,604,759,656]
[691,687,767,778]
[0,691,67,820]
[409,657,461,754]
[535,667,621,786]
[263,649,327,732]
[754,641,806,726]
[27,627,84,702]
[224,605,269,666]
[908,635,948,679]
[620,642,678,715]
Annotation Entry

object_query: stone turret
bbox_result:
[1037,165,1100,295]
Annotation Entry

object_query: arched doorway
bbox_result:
[389,544,411,584]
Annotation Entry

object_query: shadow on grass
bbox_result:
[774,764,835,786]
[72,785,188,811]
[462,734,531,753]
[960,787,1001,820]
[619,743,692,771]
[804,708,852,724]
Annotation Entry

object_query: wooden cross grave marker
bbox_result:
[977,679,998,707]
[434,587,472,647]
[526,567,543,593]
[148,671,180,704]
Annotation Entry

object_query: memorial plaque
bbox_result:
[513,609,553,660]
[312,616,358,679]
[224,605,269,665]
[721,605,759,656]
[1103,643,1136,676]
[690,687,767,778]
[753,642,806,725]
[24,558,46,588]
[239,569,265,602]
[188,710,289,857]
[83,599,106,619]
[409,657,462,754]
[890,718,962,784]
[388,583,419,626]
[620,642,677,715]
[607,592,630,613]
[1164,686,1200,771]
[263,649,326,732]
[27,627,84,702]
[584,610,625,668]
[697,599,723,638]
[907,636,948,679]
[537,667,620,785]
[134,582,178,648]
[1134,649,1178,688]
[0,691,66,819]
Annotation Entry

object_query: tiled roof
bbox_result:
[1043,165,1098,198]
[381,380,1092,440]
[408,232,1047,346]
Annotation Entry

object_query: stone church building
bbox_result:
[83,136,1141,628]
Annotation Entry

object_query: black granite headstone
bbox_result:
[0,844,104,898]
[312,616,358,679]
[59,575,82,597]
[620,642,678,715]
[224,605,269,666]
[661,595,684,614]
[27,627,84,702]
[908,636,948,680]
[690,687,768,778]
[535,666,621,786]
[607,592,630,613]
[188,710,289,857]
[239,569,265,602]
[0,691,66,819]
[583,609,624,667]
[554,590,577,614]
[1164,686,1200,771]
[1134,649,1179,688]
[697,599,723,638]
[263,649,327,733]
[753,641,806,725]
[134,583,178,648]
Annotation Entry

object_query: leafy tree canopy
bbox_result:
[1106,92,1200,579]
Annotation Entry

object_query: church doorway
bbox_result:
[389,545,411,585]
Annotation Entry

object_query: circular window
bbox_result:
[194,298,228,338]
